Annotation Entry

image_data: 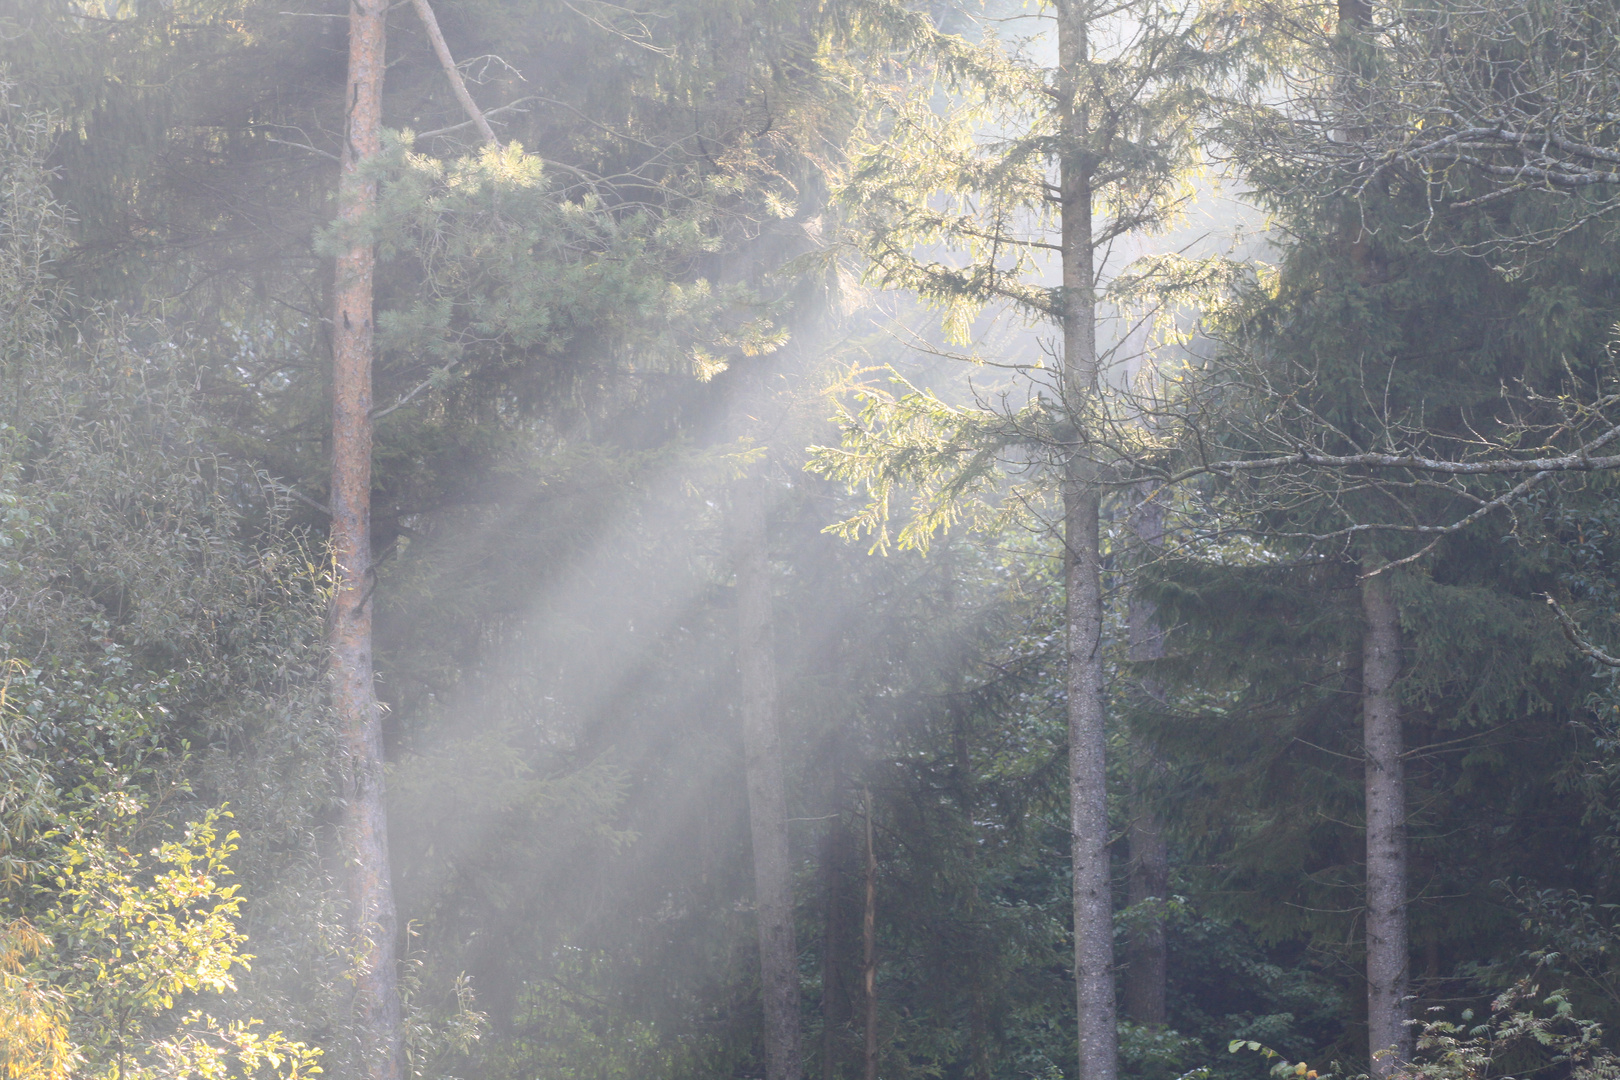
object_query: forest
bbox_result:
[3,2,1620,1080]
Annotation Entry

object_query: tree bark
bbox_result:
[1063,474,1115,1080]
[1056,2,1121,1080]
[331,4,402,1080]
[1063,450,1118,1048]
[1056,0,1118,1077]
[1361,570,1410,1076]
[1123,488,1169,1027]
[862,786,878,1080]
[738,475,805,1080]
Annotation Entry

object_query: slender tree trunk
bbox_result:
[938,554,992,1080]
[967,985,990,1080]
[821,813,854,1080]
[331,6,402,1080]
[1361,570,1410,1076]
[1123,488,1169,1027]
[1123,809,1168,1025]
[954,705,992,1080]
[862,786,878,1080]
[738,475,805,1080]
[1056,1,1118,1077]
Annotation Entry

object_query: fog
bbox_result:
[2,3,1617,1080]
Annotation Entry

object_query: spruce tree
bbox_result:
[814,5,1229,1075]
[1137,91,1620,1071]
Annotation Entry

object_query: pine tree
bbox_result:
[328,6,402,1078]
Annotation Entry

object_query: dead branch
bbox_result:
[409,0,500,147]
[1545,594,1620,668]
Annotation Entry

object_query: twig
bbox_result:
[262,135,339,161]
[271,481,331,517]
[1359,470,1550,578]
[371,362,460,420]
[415,98,536,140]
[1544,594,1620,668]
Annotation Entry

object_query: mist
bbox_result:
[1,3,1618,1080]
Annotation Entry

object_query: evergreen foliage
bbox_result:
[2,1,1620,1080]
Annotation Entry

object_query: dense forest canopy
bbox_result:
[3,3,1620,1080]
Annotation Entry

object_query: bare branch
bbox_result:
[415,98,537,140]
[262,134,339,161]
[1359,470,1549,577]
[371,362,461,420]
[270,481,331,517]
[1219,0,1620,255]
[409,0,500,146]
[1154,420,1620,486]
[1544,594,1620,668]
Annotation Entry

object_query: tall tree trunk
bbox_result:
[738,475,805,1080]
[1123,488,1169,1027]
[862,786,878,1080]
[1361,570,1410,1076]
[1056,1,1118,1078]
[330,2,403,1080]
[1329,0,1407,1059]
[331,4,402,1080]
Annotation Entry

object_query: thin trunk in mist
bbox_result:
[737,474,805,1080]
[820,814,854,1080]
[1124,488,1168,1027]
[1057,1,1118,1077]
[862,785,878,1080]
[948,638,992,1080]
[1124,806,1169,1025]
[1361,570,1410,1076]
[330,3,402,1079]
